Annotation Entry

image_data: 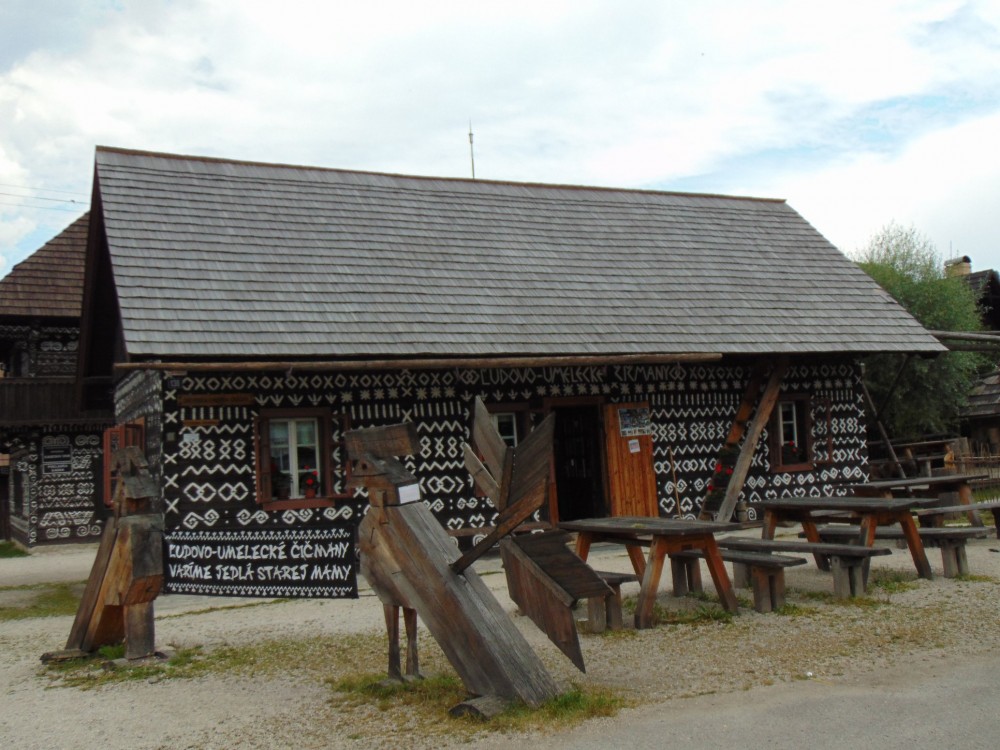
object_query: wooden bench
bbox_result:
[916,500,1000,539]
[714,537,892,598]
[589,571,639,631]
[503,530,618,642]
[671,548,806,613]
[813,524,991,577]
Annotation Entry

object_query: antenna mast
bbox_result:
[468,121,476,179]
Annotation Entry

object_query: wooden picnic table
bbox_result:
[757,495,940,579]
[559,516,741,628]
[849,473,987,527]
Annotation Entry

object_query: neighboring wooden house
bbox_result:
[961,371,1000,455]
[1,214,114,546]
[77,147,943,597]
[946,255,1000,331]
[941,257,1000,455]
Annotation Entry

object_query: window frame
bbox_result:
[254,407,350,510]
[482,402,534,449]
[769,395,815,472]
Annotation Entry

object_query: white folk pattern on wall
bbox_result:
[154,362,868,539]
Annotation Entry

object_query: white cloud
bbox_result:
[767,111,1000,269]
[2,0,999,272]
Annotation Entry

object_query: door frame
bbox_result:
[542,396,609,524]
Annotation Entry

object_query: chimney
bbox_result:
[945,255,972,277]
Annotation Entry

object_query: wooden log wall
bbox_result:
[123,360,868,597]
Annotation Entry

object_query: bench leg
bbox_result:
[606,585,624,630]
[769,568,786,610]
[670,557,703,597]
[830,556,865,598]
[731,561,750,589]
[956,543,969,576]
[587,596,607,634]
[670,557,690,597]
[747,567,786,613]
[588,583,625,633]
[939,541,969,578]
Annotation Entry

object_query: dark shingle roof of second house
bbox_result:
[91,147,944,361]
[1,213,89,319]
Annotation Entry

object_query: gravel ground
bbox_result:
[2,531,1000,749]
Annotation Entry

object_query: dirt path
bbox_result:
[2,536,1000,749]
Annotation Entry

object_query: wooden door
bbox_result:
[603,402,658,517]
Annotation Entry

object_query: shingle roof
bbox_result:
[92,147,943,360]
[1,213,88,319]
[963,370,1000,419]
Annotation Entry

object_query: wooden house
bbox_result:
[77,147,943,597]
[1,214,114,546]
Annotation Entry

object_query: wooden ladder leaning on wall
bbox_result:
[700,356,790,522]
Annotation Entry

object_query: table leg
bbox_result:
[625,544,647,579]
[858,517,878,546]
[574,531,593,561]
[956,483,984,527]
[762,511,778,540]
[801,519,831,571]
[635,537,668,629]
[701,536,739,614]
[897,513,933,580]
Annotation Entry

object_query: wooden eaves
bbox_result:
[113,352,724,373]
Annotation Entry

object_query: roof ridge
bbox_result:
[95,145,787,205]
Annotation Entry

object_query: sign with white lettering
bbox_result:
[163,525,357,598]
[41,444,73,476]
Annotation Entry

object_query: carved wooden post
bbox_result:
[346,421,560,713]
[44,446,164,663]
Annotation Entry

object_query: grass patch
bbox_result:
[954,573,997,583]
[796,589,884,608]
[772,602,819,617]
[0,582,81,621]
[622,595,734,626]
[329,672,467,713]
[328,675,627,734]
[45,646,208,688]
[491,685,626,731]
[44,633,388,690]
[0,541,28,558]
[868,568,919,595]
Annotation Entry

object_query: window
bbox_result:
[255,408,348,509]
[491,412,519,448]
[769,396,813,471]
[268,417,320,498]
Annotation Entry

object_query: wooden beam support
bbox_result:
[713,357,789,522]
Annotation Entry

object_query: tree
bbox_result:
[854,222,989,439]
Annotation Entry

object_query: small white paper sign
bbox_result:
[398,483,422,504]
[628,438,641,454]
[180,432,200,446]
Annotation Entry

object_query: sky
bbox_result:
[1,0,999,277]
